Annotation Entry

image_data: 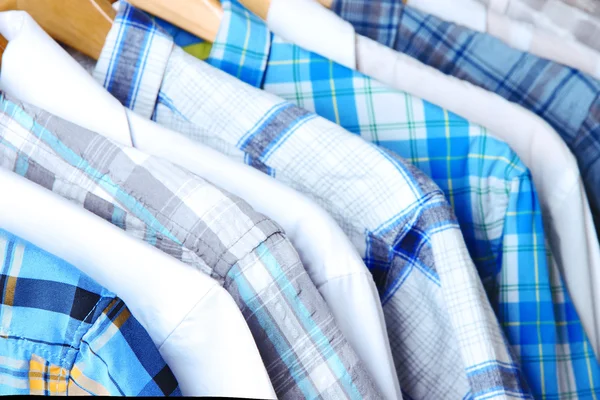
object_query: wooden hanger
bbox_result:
[0,34,7,66]
[239,0,270,20]
[239,0,332,21]
[127,0,223,42]
[0,0,115,60]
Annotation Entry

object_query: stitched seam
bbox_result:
[2,124,283,279]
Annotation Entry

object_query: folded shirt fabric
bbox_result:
[265,0,600,370]
[0,11,399,398]
[405,0,600,79]
[479,0,600,52]
[0,167,275,398]
[331,0,600,237]
[129,1,600,398]
[0,93,380,399]
[94,3,533,399]
[0,230,180,396]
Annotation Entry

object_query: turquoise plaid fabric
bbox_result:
[128,1,600,398]
[0,229,180,396]
[94,3,533,399]
[331,0,600,234]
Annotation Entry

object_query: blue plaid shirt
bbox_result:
[0,229,180,396]
[331,0,600,232]
[126,1,600,398]
[94,2,533,399]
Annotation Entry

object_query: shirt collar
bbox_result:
[206,0,272,88]
[94,1,174,120]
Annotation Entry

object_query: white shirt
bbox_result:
[0,11,400,399]
[266,0,600,358]
[0,168,275,399]
[481,0,600,53]
[405,0,600,79]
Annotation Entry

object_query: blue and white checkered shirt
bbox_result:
[0,229,181,396]
[93,3,534,399]
[331,0,600,236]
[108,1,600,398]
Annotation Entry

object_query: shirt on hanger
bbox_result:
[331,0,600,236]
[0,165,275,399]
[0,93,382,400]
[0,11,398,397]
[479,0,600,52]
[94,3,532,399]
[0,229,180,396]
[262,0,600,390]
[350,35,600,360]
[124,1,600,398]
[405,0,600,79]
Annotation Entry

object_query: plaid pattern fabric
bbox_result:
[128,1,600,399]
[94,3,533,399]
[331,0,600,230]
[0,229,181,396]
[0,93,382,400]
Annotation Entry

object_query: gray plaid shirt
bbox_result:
[0,92,382,399]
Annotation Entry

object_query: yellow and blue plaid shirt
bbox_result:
[0,229,180,396]
[134,1,600,398]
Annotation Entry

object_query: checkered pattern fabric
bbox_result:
[0,93,382,399]
[0,229,181,396]
[120,1,600,399]
[331,0,600,234]
[93,3,533,399]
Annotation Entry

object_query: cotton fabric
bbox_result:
[354,36,600,359]
[479,0,600,52]
[94,3,533,399]
[142,1,600,398]
[0,166,275,398]
[406,0,600,79]
[330,0,600,237]
[0,11,399,398]
[0,92,380,400]
[0,229,181,396]
[559,0,600,17]
[266,0,600,362]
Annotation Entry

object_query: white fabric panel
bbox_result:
[267,0,357,69]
